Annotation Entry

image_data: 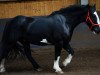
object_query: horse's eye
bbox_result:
[92,15,96,17]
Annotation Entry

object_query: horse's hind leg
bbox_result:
[0,43,9,73]
[0,59,5,73]
[63,44,74,67]
[22,42,42,71]
[0,50,6,73]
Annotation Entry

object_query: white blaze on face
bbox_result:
[40,39,48,43]
[94,11,100,27]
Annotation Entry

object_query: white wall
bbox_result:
[80,0,88,5]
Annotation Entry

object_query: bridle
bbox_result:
[86,10,100,30]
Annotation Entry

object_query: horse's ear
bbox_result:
[86,4,90,8]
[93,4,96,8]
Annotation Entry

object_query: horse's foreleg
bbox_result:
[23,42,42,71]
[0,59,5,73]
[63,44,74,67]
[53,41,63,74]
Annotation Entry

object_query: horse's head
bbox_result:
[86,4,100,34]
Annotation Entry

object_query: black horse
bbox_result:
[0,4,100,74]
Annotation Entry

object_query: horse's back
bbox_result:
[25,17,54,42]
[25,15,67,43]
[2,15,67,44]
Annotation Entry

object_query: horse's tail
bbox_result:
[1,20,11,43]
[0,19,11,61]
[0,42,4,62]
[1,16,25,61]
[2,16,27,43]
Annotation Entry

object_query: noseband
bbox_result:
[86,10,100,30]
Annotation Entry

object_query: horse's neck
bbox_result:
[65,9,88,35]
[69,9,87,29]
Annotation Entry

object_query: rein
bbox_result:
[86,10,100,30]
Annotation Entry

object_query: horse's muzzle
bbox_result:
[92,27,100,34]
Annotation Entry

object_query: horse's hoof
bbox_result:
[0,68,6,73]
[55,70,64,74]
[35,68,43,72]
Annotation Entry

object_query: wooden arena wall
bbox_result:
[89,0,100,11]
[0,0,77,18]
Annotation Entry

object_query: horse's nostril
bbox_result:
[92,27,100,34]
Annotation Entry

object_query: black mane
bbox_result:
[50,4,88,16]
